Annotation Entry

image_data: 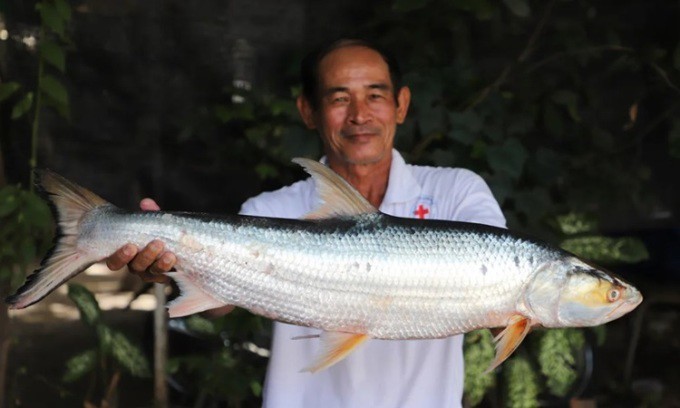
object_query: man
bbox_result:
[107,39,506,407]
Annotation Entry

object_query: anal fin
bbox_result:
[485,315,532,373]
[166,271,227,318]
[301,331,369,373]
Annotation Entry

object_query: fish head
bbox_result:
[523,257,642,328]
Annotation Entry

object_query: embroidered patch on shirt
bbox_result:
[412,196,434,219]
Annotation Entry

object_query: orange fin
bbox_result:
[166,270,227,318]
[485,315,532,373]
[301,331,369,373]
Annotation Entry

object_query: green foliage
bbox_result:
[0,185,53,288]
[67,284,101,326]
[63,284,151,402]
[537,329,585,397]
[168,309,269,406]
[463,330,496,406]
[504,356,539,408]
[2,0,71,127]
[561,236,650,264]
[62,349,97,383]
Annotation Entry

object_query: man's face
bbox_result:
[298,45,410,166]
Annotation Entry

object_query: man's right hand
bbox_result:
[105,198,176,284]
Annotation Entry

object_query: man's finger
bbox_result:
[106,244,138,271]
[140,198,161,212]
[149,252,177,275]
[129,240,164,273]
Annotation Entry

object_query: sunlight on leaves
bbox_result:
[62,349,97,383]
[560,236,649,263]
[463,330,496,406]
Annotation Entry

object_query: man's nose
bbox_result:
[348,98,371,124]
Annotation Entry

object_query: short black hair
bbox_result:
[300,38,403,109]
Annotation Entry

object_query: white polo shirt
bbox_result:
[240,150,506,408]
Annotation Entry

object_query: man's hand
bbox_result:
[105,198,176,284]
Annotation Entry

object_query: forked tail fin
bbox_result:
[5,170,110,309]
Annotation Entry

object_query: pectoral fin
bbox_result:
[485,315,532,373]
[301,331,369,373]
[166,270,228,318]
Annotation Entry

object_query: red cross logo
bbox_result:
[414,204,429,219]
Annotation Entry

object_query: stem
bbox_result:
[29,26,46,192]
[153,283,168,408]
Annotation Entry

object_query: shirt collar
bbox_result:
[319,149,422,208]
[381,149,421,207]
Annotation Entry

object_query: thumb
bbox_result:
[140,198,161,212]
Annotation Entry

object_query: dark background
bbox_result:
[1,0,679,406]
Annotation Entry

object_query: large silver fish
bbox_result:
[6,159,642,372]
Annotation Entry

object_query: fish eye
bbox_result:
[607,288,621,302]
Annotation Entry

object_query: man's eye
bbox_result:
[332,96,349,103]
[369,94,384,100]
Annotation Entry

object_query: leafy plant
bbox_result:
[0,2,72,406]
[62,284,151,406]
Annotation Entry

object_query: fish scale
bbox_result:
[6,162,642,372]
[76,208,550,339]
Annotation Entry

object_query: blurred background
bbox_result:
[0,0,678,407]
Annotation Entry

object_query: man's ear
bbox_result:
[396,86,411,124]
[296,95,317,130]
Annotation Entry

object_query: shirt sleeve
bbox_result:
[447,169,507,229]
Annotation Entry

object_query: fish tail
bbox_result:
[5,170,110,309]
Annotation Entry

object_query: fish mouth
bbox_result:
[604,292,643,321]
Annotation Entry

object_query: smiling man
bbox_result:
[107,39,506,407]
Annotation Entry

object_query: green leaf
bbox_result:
[68,284,101,326]
[62,349,97,383]
[485,138,528,179]
[448,111,483,145]
[54,0,72,22]
[551,90,580,122]
[538,329,584,397]
[280,125,319,158]
[40,75,68,105]
[42,92,71,120]
[250,380,263,397]
[255,163,278,180]
[40,41,66,72]
[418,104,446,136]
[0,267,12,282]
[487,173,513,206]
[554,212,598,235]
[560,236,649,263]
[22,191,52,229]
[0,82,21,103]
[392,0,432,13]
[463,330,496,406]
[214,103,254,122]
[503,0,531,17]
[11,92,34,120]
[543,103,565,138]
[504,355,539,408]
[183,315,218,336]
[0,185,20,217]
[103,327,151,378]
[37,1,65,37]
[19,236,36,263]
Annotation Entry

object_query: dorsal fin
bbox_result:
[292,158,378,219]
